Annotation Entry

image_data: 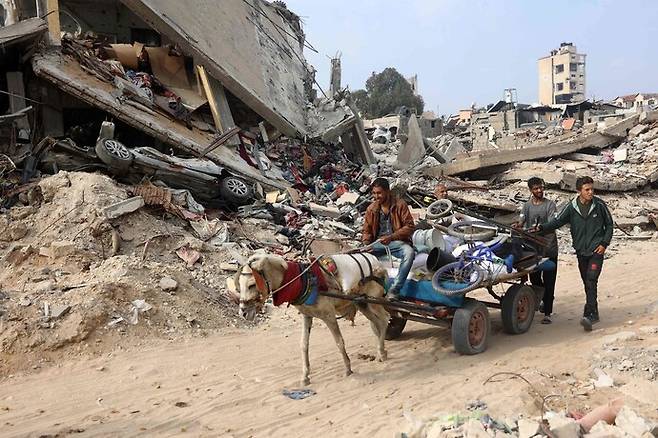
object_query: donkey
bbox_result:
[237,252,390,386]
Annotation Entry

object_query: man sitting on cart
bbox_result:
[363,178,416,301]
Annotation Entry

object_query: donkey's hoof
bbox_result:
[378,351,388,362]
[345,369,353,377]
[300,377,311,386]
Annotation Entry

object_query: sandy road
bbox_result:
[1,241,657,437]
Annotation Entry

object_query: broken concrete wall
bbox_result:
[121,0,312,138]
[429,114,640,176]
[31,51,289,189]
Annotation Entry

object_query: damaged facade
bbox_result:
[1,0,374,203]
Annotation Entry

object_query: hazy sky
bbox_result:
[285,0,658,116]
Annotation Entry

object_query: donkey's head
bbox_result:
[237,253,287,321]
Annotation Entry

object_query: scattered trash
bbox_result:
[282,389,316,400]
[176,246,201,269]
[126,299,153,325]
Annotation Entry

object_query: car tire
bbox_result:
[95,138,133,172]
[219,176,253,205]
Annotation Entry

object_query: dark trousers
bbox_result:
[530,256,558,315]
[577,253,604,318]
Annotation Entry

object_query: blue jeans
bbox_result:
[370,241,415,295]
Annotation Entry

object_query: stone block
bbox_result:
[50,240,75,258]
[614,406,651,436]
[628,124,649,138]
[549,415,582,438]
[102,196,145,220]
[159,276,178,291]
[308,202,341,218]
[518,418,541,438]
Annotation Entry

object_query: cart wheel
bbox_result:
[385,315,407,340]
[452,298,490,355]
[501,284,536,334]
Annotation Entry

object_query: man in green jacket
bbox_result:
[536,176,613,331]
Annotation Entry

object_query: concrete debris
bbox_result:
[591,368,615,388]
[102,196,145,220]
[48,304,71,319]
[396,115,426,167]
[159,277,178,292]
[614,406,653,436]
[517,418,541,438]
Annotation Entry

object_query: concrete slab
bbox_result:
[122,0,309,137]
[427,115,639,177]
[396,116,425,167]
[103,196,145,220]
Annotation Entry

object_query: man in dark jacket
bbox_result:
[363,178,415,300]
[536,176,613,331]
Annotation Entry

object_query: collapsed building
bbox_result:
[1,0,374,202]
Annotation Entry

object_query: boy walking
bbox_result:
[536,176,613,331]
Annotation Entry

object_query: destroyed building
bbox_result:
[1,0,374,201]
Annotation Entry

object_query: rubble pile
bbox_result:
[0,171,261,374]
[399,404,658,437]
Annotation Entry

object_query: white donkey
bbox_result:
[237,252,390,385]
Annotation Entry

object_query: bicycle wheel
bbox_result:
[432,261,484,296]
[447,221,496,241]
[427,199,453,219]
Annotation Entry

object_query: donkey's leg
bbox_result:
[359,305,389,362]
[300,315,313,386]
[323,317,352,377]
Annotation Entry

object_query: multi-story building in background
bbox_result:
[538,42,586,104]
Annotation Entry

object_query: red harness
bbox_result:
[273,261,328,306]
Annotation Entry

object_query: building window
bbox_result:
[555,64,564,74]
[556,83,564,91]
[570,82,577,90]
[570,63,578,72]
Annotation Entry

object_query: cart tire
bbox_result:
[452,298,490,355]
[447,221,496,241]
[427,199,453,219]
[501,284,536,334]
[432,261,484,296]
[385,316,407,340]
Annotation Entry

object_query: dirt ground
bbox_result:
[1,240,657,437]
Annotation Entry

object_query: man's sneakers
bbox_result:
[541,315,552,324]
[580,314,600,331]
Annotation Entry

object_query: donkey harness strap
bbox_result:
[347,253,365,280]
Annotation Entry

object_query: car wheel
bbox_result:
[219,176,253,205]
[95,138,133,172]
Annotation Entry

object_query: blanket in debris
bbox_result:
[273,261,328,306]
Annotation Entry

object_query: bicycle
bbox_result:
[431,234,513,296]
